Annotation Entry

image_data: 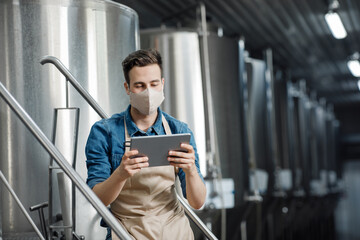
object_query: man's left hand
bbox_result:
[168,143,197,176]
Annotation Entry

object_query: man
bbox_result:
[85,49,206,239]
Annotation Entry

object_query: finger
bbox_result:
[180,143,194,153]
[168,150,187,158]
[124,149,139,158]
[167,157,193,164]
[130,156,148,165]
[168,150,195,161]
[131,161,149,169]
[169,162,194,170]
[125,161,149,171]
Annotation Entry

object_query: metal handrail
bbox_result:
[0,82,132,240]
[40,55,218,240]
[40,56,107,119]
[0,171,45,240]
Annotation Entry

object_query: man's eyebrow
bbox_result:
[132,79,160,85]
[133,81,144,85]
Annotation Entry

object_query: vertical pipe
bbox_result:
[238,38,250,192]
[66,80,69,108]
[72,108,80,233]
[199,3,217,171]
[265,49,279,172]
[199,3,224,239]
[48,109,58,239]
[39,208,48,238]
[57,172,72,240]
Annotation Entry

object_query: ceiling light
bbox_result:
[325,11,347,39]
[347,59,360,77]
[357,80,360,91]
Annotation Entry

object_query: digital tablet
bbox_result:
[130,133,191,167]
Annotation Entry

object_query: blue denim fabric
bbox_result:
[105,227,111,240]
[85,105,204,199]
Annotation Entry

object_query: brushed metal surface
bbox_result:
[206,35,245,204]
[141,29,247,204]
[141,29,207,177]
[245,59,269,171]
[0,0,138,237]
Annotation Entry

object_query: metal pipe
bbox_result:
[57,172,73,240]
[265,48,280,170]
[39,207,48,238]
[199,2,217,171]
[48,108,80,237]
[39,56,109,119]
[198,3,224,240]
[0,82,131,240]
[177,194,218,240]
[0,171,45,240]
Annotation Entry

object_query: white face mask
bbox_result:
[129,87,165,115]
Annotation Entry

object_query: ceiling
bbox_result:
[115,0,360,106]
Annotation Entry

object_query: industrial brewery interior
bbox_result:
[1,0,360,239]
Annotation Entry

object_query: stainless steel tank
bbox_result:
[206,34,245,204]
[0,0,138,238]
[141,28,246,204]
[140,29,207,177]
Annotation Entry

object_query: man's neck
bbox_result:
[130,106,158,132]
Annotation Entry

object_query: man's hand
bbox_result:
[115,149,149,180]
[167,143,197,176]
[93,150,148,206]
[168,143,206,209]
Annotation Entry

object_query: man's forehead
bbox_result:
[128,65,162,84]
[130,64,161,72]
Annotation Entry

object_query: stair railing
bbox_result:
[0,82,132,240]
[40,55,218,240]
[0,171,45,240]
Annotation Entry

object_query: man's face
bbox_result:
[124,64,164,94]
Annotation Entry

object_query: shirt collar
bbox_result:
[125,105,164,137]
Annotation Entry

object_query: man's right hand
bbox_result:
[93,150,148,206]
[115,150,149,180]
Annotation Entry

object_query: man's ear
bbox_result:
[124,82,130,95]
[161,77,165,86]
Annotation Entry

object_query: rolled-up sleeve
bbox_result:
[85,121,111,189]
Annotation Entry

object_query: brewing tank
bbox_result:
[141,29,207,177]
[141,29,246,205]
[0,0,138,238]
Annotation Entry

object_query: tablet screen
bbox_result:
[130,133,191,167]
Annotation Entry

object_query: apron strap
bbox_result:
[124,119,131,152]
[161,115,172,135]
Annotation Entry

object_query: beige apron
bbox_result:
[110,116,194,240]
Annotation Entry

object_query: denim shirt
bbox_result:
[85,105,203,198]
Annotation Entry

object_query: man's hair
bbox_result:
[122,49,163,84]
